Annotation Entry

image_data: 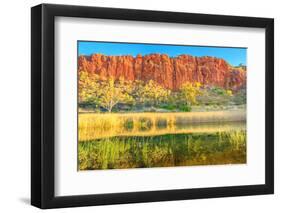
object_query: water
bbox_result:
[78,121,246,170]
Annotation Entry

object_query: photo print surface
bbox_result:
[77,41,247,171]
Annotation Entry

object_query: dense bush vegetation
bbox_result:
[79,70,246,112]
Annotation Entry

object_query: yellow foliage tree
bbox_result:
[137,80,170,106]
[79,71,134,112]
[180,82,202,106]
[78,70,100,104]
[226,89,233,96]
[98,77,134,112]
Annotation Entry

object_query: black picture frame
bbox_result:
[31,3,274,209]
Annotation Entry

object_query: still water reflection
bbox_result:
[78,121,246,170]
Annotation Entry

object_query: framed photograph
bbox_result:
[31,3,274,209]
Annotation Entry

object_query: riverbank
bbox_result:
[78,110,246,141]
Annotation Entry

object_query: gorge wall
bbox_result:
[78,53,246,90]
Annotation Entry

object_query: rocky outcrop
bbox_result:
[78,53,246,90]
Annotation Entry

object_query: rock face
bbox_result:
[78,53,246,90]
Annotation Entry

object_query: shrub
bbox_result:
[179,104,191,112]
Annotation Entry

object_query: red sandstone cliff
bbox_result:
[78,53,246,90]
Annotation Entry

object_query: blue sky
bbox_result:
[78,41,246,66]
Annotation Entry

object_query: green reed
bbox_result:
[78,130,246,170]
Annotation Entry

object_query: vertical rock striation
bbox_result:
[78,53,246,90]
